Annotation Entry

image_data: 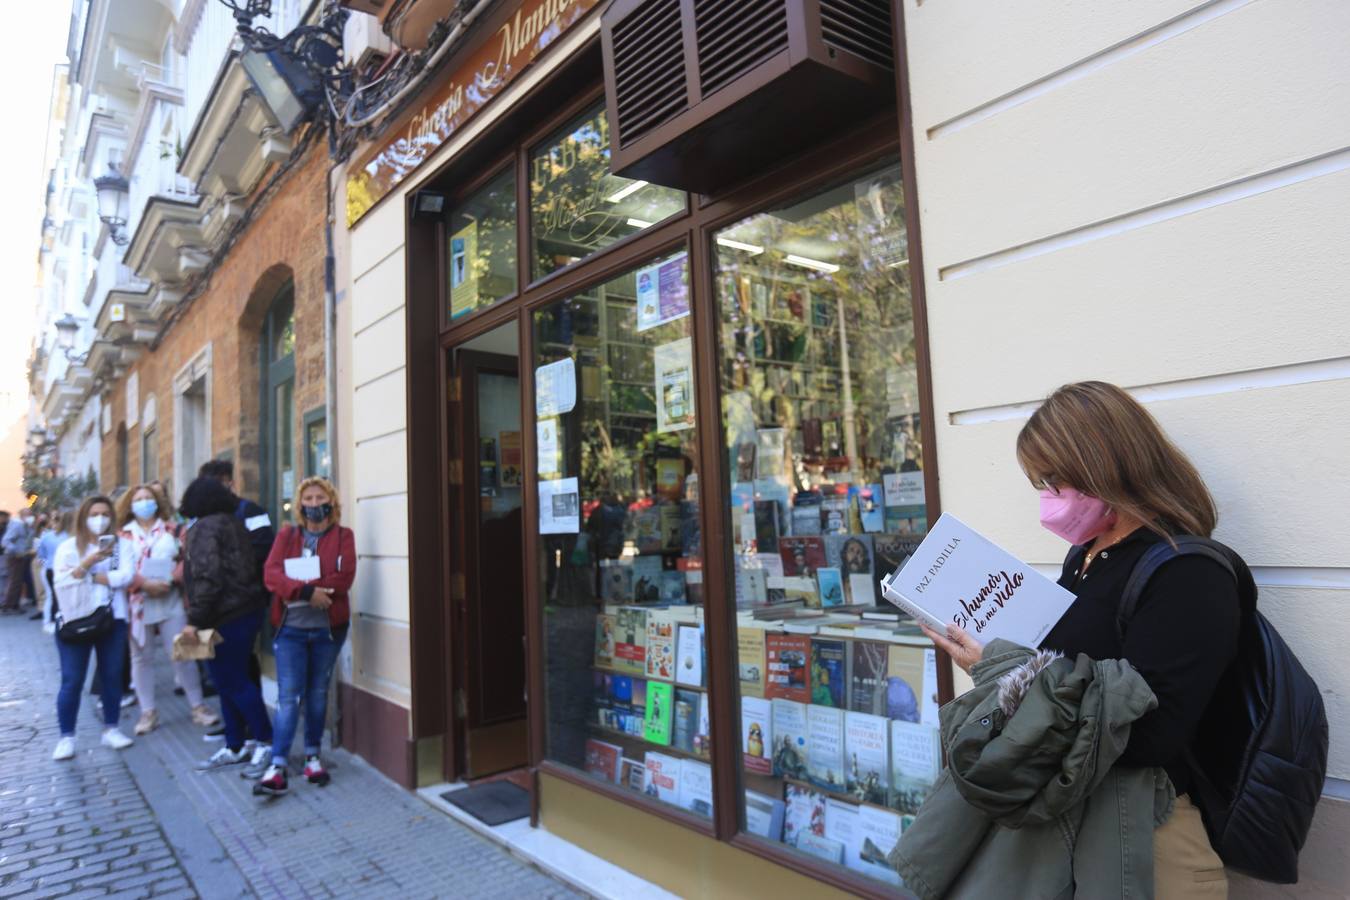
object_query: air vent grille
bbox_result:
[693,0,790,97]
[612,0,688,146]
[820,0,893,70]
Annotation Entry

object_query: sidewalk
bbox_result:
[0,614,582,899]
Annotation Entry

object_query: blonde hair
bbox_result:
[294,476,341,525]
[115,483,174,528]
[73,495,116,551]
[1016,381,1217,538]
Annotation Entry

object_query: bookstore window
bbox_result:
[448,167,517,321]
[530,103,685,281]
[533,248,712,819]
[715,161,940,884]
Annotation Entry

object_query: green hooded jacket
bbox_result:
[890,640,1175,899]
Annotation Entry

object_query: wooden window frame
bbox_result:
[403,5,941,892]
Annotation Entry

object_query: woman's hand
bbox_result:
[309,588,334,610]
[141,580,171,598]
[179,625,199,645]
[92,572,110,587]
[920,622,984,674]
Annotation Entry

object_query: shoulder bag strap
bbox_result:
[1115,537,1236,643]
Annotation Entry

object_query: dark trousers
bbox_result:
[3,555,30,609]
[56,619,127,735]
[206,610,273,751]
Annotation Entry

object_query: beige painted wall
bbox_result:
[900,0,1350,888]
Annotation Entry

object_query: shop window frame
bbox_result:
[405,32,941,900]
[436,155,523,333]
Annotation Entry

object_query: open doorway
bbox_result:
[448,320,527,780]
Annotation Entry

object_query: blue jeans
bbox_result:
[271,624,348,766]
[206,610,273,751]
[56,618,127,735]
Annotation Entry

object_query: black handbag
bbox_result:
[56,601,115,644]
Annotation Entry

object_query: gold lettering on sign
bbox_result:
[346,0,599,227]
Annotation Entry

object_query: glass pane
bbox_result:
[530,105,685,280]
[449,169,518,321]
[275,381,294,521]
[716,162,938,884]
[271,289,295,360]
[142,428,158,482]
[307,418,330,478]
[533,249,711,819]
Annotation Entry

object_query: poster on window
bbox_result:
[450,222,478,320]
[535,357,576,417]
[499,431,522,487]
[636,253,691,332]
[538,477,580,534]
[654,337,695,434]
[536,417,560,476]
[854,172,907,270]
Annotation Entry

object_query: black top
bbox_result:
[1040,528,1240,795]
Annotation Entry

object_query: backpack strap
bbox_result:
[1115,536,1238,643]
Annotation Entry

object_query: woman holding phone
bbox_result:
[50,495,137,760]
[921,382,1240,896]
[116,484,218,734]
[254,476,356,796]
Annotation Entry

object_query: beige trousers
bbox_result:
[1155,794,1228,898]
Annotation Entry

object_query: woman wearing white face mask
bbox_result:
[115,484,219,734]
[921,382,1240,897]
[50,495,139,760]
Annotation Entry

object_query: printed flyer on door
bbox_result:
[654,337,695,434]
[636,253,691,332]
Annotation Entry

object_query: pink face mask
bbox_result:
[1039,487,1116,545]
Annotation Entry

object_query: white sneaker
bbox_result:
[239,742,272,779]
[101,728,133,751]
[52,736,76,761]
[197,741,253,771]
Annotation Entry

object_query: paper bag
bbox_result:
[172,628,223,661]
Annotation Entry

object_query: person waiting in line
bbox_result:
[1,507,36,613]
[116,484,220,734]
[254,476,356,796]
[38,510,73,632]
[50,496,137,760]
[916,382,1239,896]
[178,476,274,774]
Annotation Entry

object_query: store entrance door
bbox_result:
[450,324,528,779]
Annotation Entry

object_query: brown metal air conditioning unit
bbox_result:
[601,0,896,195]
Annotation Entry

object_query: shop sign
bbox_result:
[345,0,601,227]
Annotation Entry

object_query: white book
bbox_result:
[744,789,786,841]
[891,720,942,816]
[844,711,890,806]
[741,696,773,775]
[856,805,904,885]
[677,759,714,818]
[806,704,845,791]
[770,698,809,780]
[642,751,681,805]
[824,798,863,872]
[675,625,703,687]
[880,512,1075,647]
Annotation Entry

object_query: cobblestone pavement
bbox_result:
[0,614,582,899]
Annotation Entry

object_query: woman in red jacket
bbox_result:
[254,476,356,796]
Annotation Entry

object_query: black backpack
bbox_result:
[1115,536,1328,883]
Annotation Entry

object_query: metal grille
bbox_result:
[819,0,893,70]
[612,0,689,146]
[693,0,790,97]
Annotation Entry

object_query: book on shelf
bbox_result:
[809,638,847,708]
[796,832,845,864]
[642,751,681,804]
[873,534,921,583]
[737,627,767,698]
[779,536,826,577]
[674,625,703,687]
[861,610,901,622]
[632,507,664,556]
[784,783,826,848]
[672,688,700,754]
[599,562,631,605]
[594,613,616,669]
[783,576,820,608]
[770,698,810,780]
[631,557,662,604]
[890,720,942,815]
[859,484,885,534]
[880,512,1076,647]
[820,493,851,535]
[886,643,926,724]
[824,799,861,870]
[695,692,712,758]
[844,711,890,806]
[856,805,904,886]
[753,500,781,553]
[754,479,790,537]
[584,738,623,784]
[816,568,845,609]
[620,757,645,792]
[658,570,686,605]
[848,640,889,716]
[782,620,822,635]
[790,501,822,537]
[744,790,786,842]
[659,504,684,553]
[646,610,677,682]
[643,681,674,745]
[613,607,647,676]
[806,704,846,791]
[678,759,714,818]
[765,634,810,703]
[825,534,874,580]
[734,566,768,609]
[741,696,773,775]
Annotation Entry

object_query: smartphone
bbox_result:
[98,535,116,552]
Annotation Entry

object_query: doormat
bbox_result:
[442,781,530,827]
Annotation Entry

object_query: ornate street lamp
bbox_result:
[94,163,131,245]
[54,314,81,352]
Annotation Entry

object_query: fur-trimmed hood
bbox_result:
[995,648,1064,718]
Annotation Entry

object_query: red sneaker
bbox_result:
[303,755,330,786]
[253,764,289,796]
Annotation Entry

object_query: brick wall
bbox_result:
[99,141,330,508]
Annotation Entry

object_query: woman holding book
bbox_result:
[116,483,217,734]
[920,381,1239,897]
[255,476,356,796]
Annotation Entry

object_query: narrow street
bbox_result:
[0,614,582,899]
